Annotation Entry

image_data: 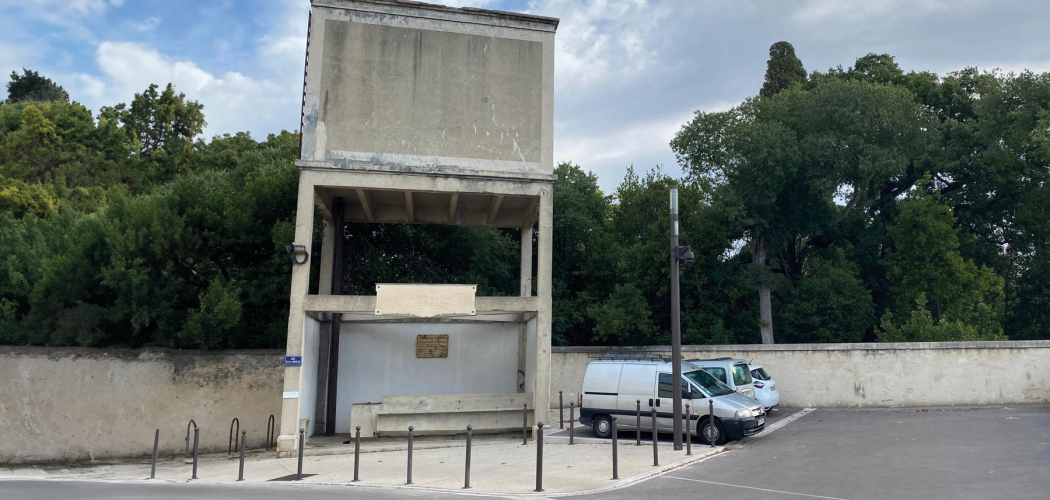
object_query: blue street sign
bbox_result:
[284,356,303,367]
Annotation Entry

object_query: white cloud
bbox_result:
[132,16,160,33]
[70,42,296,139]
[0,0,112,41]
[528,0,672,95]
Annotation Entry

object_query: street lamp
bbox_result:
[669,184,694,451]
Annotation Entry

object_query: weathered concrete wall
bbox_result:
[550,342,1050,409]
[0,347,283,464]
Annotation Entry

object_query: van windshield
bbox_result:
[732,363,752,386]
[684,369,735,397]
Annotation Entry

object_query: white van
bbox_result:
[578,359,765,445]
[687,358,756,399]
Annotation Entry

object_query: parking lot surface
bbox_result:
[5,405,1047,499]
[569,404,1050,500]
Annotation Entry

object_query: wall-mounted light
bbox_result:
[285,244,309,265]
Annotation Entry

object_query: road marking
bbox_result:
[662,475,848,500]
[742,407,816,443]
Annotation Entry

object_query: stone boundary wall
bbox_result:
[550,341,1050,410]
[0,347,283,464]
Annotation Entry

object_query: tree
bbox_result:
[4,69,69,104]
[99,83,205,184]
[883,190,1003,335]
[672,77,935,344]
[760,42,806,98]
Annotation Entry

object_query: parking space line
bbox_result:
[661,476,848,500]
[760,407,817,436]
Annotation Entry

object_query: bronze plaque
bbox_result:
[416,334,449,358]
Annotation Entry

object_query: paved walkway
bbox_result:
[1,431,725,495]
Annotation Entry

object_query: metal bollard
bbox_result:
[150,429,159,479]
[191,427,200,480]
[636,400,641,446]
[523,403,528,445]
[559,391,564,429]
[569,402,575,445]
[611,416,619,480]
[534,422,544,492]
[238,430,246,481]
[353,426,361,482]
[228,417,240,456]
[685,404,692,456]
[266,414,275,451]
[464,425,473,489]
[651,408,658,466]
[297,428,305,480]
[185,419,197,457]
[406,426,414,485]
[709,400,715,448]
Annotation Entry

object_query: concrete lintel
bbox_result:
[298,162,557,187]
[304,295,539,314]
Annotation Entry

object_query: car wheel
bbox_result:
[592,414,612,439]
[698,418,726,445]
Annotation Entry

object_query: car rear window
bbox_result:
[751,367,771,381]
[732,363,752,386]
[704,367,727,384]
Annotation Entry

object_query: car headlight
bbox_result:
[734,409,753,419]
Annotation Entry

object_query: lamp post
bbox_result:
[669,184,694,452]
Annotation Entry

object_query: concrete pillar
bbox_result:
[520,227,533,297]
[277,177,317,457]
[533,186,554,419]
[317,217,335,296]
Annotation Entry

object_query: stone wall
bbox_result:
[550,341,1050,410]
[0,347,283,464]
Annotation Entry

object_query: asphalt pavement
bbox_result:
[5,405,1047,499]
[566,404,1050,500]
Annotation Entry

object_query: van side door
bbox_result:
[615,363,657,430]
[656,373,692,431]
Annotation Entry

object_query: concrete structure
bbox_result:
[550,341,1050,409]
[0,347,282,464]
[281,0,559,456]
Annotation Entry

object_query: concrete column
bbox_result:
[520,227,533,297]
[277,175,317,457]
[533,186,554,420]
[317,217,335,296]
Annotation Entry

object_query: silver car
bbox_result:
[687,357,757,399]
[578,359,765,445]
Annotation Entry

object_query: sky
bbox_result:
[4,0,1050,192]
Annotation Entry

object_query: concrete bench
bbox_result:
[375,393,533,437]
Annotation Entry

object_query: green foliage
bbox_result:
[0,176,58,218]
[878,295,1006,342]
[5,69,69,104]
[760,42,807,98]
[4,57,1050,349]
[884,190,1003,334]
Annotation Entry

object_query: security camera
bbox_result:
[677,245,695,267]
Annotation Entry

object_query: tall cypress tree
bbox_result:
[760,41,806,98]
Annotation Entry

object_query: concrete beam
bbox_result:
[405,191,415,223]
[303,295,539,314]
[448,193,459,224]
[355,188,375,221]
[487,195,504,225]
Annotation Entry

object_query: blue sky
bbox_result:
[4,0,1050,191]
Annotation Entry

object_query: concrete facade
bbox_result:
[550,342,1050,409]
[281,0,558,456]
[0,347,282,464]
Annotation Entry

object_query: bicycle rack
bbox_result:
[228,417,240,455]
[266,414,275,451]
[185,420,197,457]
